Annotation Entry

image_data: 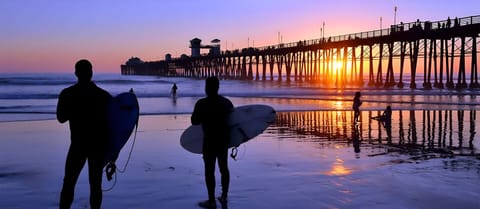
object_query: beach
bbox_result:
[1,112,479,209]
[2,1,480,208]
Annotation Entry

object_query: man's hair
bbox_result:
[205,76,219,96]
[75,59,93,82]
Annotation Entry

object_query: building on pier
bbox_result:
[190,38,221,57]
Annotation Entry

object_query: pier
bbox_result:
[121,15,480,89]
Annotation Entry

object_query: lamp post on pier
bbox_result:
[323,21,325,39]
[394,6,397,25]
[380,16,383,35]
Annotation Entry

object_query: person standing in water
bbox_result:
[171,83,178,98]
[191,76,234,208]
[381,106,393,143]
[352,91,362,122]
[57,59,112,209]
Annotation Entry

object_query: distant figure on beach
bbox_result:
[381,106,392,143]
[352,92,362,122]
[371,105,392,123]
[57,59,112,209]
[171,83,178,98]
[371,106,393,143]
[381,106,392,123]
[171,83,178,105]
[191,76,234,208]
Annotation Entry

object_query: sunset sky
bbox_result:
[1,0,478,73]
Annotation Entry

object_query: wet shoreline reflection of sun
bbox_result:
[326,155,353,176]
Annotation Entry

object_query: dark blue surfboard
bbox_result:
[104,89,139,167]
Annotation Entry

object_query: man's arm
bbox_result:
[56,90,69,123]
[191,101,202,125]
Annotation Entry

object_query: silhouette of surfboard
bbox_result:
[104,89,139,166]
[180,104,276,154]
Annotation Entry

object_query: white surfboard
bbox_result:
[104,89,140,166]
[180,104,276,154]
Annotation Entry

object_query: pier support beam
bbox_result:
[456,36,467,89]
[470,36,479,88]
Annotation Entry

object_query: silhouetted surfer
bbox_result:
[381,106,392,144]
[352,92,362,122]
[191,76,234,208]
[171,83,178,98]
[171,83,178,105]
[57,59,112,209]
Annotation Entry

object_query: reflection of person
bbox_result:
[352,124,361,155]
[191,76,234,208]
[171,83,178,98]
[352,92,362,122]
[57,59,112,209]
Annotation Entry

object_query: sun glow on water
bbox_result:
[326,158,352,176]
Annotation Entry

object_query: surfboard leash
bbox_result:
[117,121,139,173]
[230,147,239,160]
[103,119,139,192]
[102,169,118,192]
[230,145,247,161]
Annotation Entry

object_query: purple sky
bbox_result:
[1,0,478,73]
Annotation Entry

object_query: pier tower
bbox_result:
[189,38,221,57]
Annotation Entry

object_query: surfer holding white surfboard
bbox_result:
[191,76,234,208]
[181,76,276,208]
[57,59,112,209]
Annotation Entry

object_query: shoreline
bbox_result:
[2,105,480,122]
[1,109,480,156]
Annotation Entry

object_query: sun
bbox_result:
[333,61,343,72]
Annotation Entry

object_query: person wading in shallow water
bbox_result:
[171,83,178,98]
[57,59,112,209]
[191,76,234,208]
[352,91,362,123]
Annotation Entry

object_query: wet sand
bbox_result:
[0,112,479,209]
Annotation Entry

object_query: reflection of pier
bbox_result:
[122,15,480,89]
[272,110,478,156]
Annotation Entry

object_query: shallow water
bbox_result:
[0,113,478,209]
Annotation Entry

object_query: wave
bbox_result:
[0,77,74,86]
[0,76,171,86]
[0,88,479,100]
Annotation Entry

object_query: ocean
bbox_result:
[2,72,479,155]
[1,72,479,122]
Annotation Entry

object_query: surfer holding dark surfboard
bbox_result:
[191,76,234,208]
[57,59,112,209]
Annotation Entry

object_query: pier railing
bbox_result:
[255,15,480,50]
